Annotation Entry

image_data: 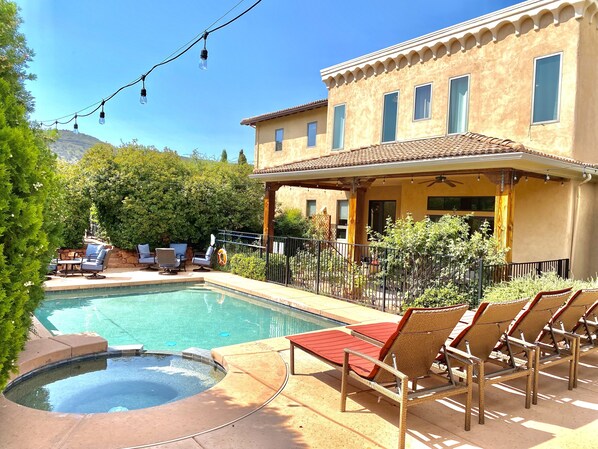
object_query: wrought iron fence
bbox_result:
[216,230,570,314]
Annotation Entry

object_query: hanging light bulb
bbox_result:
[544,173,550,183]
[382,177,385,185]
[73,114,79,134]
[477,174,480,182]
[99,101,106,125]
[140,75,148,104]
[410,177,414,184]
[199,32,209,70]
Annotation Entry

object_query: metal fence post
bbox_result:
[476,258,484,305]
[265,235,270,281]
[285,237,290,286]
[382,247,388,312]
[316,240,322,295]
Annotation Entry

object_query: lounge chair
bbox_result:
[192,234,216,271]
[169,243,188,271]
[571,297,598,362]
[81,248,111,279]
[495,288,574,404]
[349,298,533,424]
[136,244,156,270]
[538,288,598,387]
[288,304,474,449]
[156,248,181,275]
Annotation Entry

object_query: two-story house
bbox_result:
[241,0,598,278]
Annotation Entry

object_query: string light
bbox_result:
[477,174,480,181]
[140,75,148,104]
[98,101,105,125]
[38,0,263,129]
[199,32,209,70]
[544,173,550,183]
[410,177,414,184]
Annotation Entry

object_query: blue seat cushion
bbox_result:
[169,243,188,260]
[138,244,152,259]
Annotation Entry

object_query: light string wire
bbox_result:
[39,0,262,128]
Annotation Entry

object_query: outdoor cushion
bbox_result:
[169,243,188,260]
[138,244,151,258]
[85,244,104,260]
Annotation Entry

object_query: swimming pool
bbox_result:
[37,284,338,350]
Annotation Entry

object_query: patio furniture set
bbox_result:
[136,234,216,275]
[48,244,112,280]
[288,287,598,449]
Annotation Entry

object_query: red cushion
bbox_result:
[347,322,398,342]
[288,330,382,378]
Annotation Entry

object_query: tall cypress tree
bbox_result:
[0,0,59,389]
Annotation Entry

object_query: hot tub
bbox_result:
[4,352,225,414]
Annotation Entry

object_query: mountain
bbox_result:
[49,130,104,162]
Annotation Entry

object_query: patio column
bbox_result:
[263,182,279,239]
[493,172,516,263]
[347,182,366,253]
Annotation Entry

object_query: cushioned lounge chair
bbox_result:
[169,243,188,271]
[192,245,215,271]
[538,288,598,387]
[349,298,533,424]
[81,248,111,279]
[136,244,156,270]
[495,288,574,404]
[156,248,181,275]
[288,304,474,449]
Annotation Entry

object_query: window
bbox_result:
[332,104,346,150]
[429,215,494,233]
[336,200,348,240]
[307,121,317,147]
[275,128,283,151]
[532,53,562,124]
[427,196,495,212]
[368,200,396,235]
[306,200,317,218]
[448,75,469,134]
[414,83,432,120]
[381,92,399,142]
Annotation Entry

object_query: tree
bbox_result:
[238,149,247,165]
[220,149,228,163]
[0,0,60,389]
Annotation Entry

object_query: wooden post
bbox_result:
[493,174,515,263]
[347,180,366,261]
[263,183,279,240]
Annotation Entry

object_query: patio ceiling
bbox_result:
[251,133,595,184]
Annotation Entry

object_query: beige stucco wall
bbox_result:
[325,8,581,158]
[573,15,598,163]
[254,107,327,170]
[275,186,348,221]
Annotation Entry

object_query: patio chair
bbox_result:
[169,243,188,271]
[288,304,474,449]
[349,298,533,424]
[537,288,598,387]
[84,243,105,261]
[81,248,111,280]
[192,234,216,271]
[156,248,181,275]
[136,244,156,270]
[494,288,574,404]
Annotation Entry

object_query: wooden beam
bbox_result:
[262,182,279,238]
[494,180,514,262]
[347,183,366,247]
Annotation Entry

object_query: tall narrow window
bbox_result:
[448,75,469,134]
[332,104,345,150]
[414,83,432,120]
[381,91,399,142]
[532,53,562,124]
[275,128,283,151]
[306,200,317,218]
[336,200,348,240]
[307,121,317,147]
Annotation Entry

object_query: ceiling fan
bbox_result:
[419,175,463,188]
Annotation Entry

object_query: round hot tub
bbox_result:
[4,352,225,414]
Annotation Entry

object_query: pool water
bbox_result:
[37,284,338,350]
[4,354,224,413]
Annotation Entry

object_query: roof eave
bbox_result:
[250,152,590,182]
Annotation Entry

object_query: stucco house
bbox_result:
[241,0,598,278]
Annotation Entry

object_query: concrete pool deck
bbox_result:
[1,268,597,448]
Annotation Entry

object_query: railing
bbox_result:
[217,230,570,313]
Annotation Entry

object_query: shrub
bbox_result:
[410,283,469,308]
[230,253,266,281]
[274,208,310,238]
[483,272,596,303]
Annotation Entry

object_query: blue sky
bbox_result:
[16,0,520,161]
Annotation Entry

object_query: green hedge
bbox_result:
[230,253,266,281]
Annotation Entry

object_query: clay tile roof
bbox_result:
[252,132,586,175]
[240,99,328,126]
